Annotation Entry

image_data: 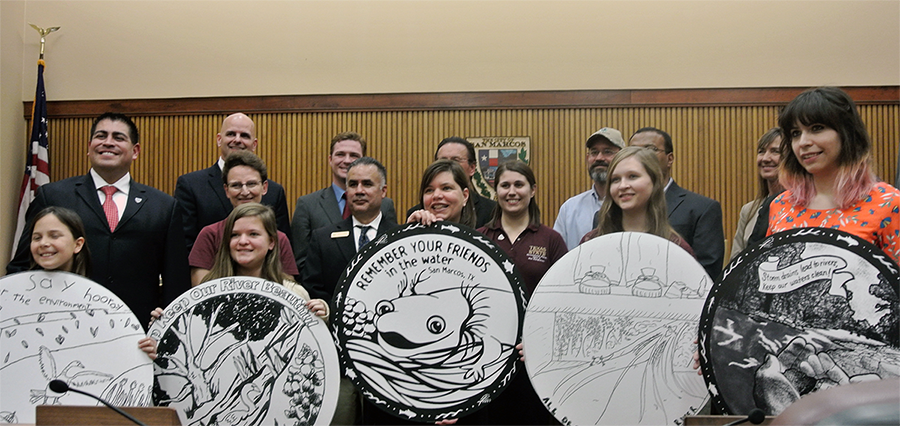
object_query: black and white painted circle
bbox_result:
[148,277,339,426]
[700,227,900,416]
[523,232,711,425]
[0,271,153,424]
[332,222,526,423]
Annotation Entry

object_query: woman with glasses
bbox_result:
[189,151,299,285]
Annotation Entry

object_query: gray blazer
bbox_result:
[290,186,397,272]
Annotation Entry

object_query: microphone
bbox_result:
[722,408,766,426]
[48,379,149,426]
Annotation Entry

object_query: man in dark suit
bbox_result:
[406,136,496,227]
[291,132,397,272]
[188,151,299,286]
[302,157,394,426]
[629,127,725,281]
[302,156,394,306]
[7,112,191,326]
[174,112,290,251]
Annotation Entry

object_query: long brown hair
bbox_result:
[593,147,677,240]
[418,159,476,228]
[202,203,290,283]
[27,206,92,277]
[486,160,540,228]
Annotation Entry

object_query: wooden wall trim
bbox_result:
[24,86,899,120]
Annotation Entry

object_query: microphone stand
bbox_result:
[48,380,149,426]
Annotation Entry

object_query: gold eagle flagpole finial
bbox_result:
[29,23,60,60]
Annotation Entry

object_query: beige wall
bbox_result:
[2,0,899,263]
[12,1,900,99]
[2,1,26,264]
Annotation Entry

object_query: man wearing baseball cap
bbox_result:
[553,127,624,249]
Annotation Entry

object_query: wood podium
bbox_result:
[36,405,181,426]
[683,415,773,425]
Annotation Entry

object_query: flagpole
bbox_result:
[10,25,59,259]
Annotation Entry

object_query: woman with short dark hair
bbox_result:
[768,87,899,264]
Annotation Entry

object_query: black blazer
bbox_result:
[747,191,784,248]
[174,164,290,250]
[665,180,725,282]
[7,174,191,326]
[301,216,395,308]
[291,186,397,272]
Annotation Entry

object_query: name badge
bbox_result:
[331,231,351,239]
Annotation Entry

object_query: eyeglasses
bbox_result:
[588,148,619,157]
[227,181,262,191]
[639,145,664,153]
[441,156,470,165]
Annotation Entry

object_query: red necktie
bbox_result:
[342,193,351,219]
[101,185,119,231]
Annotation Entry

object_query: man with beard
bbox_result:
[553,127,624,249]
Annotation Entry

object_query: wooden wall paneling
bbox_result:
[49,119,69,181]
[305,112,329,192]
[385,111,400,212]
[387,110,408,214]
[378,111,396,212]
[300,112,317,194]
[39,92,898,265]
[533,108,559,222]
[724,107,756,241]
[51,118,90,183]
[717,107,735,246]
[882,105,899,181]
[26,87,899,120]
[253,113,276,193]
[861,105,899,182]
[292,111,306,194]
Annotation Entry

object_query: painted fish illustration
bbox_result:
[374,270,505,381]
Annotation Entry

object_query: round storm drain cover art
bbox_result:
[332,222,526,423]
[523,232,711,425]
[1,271,153,424]
[700,227,900,416]
[148,277,340,426]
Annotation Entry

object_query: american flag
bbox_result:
[11,60,50,255]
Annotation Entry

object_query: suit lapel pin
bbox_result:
[135,197,143,203]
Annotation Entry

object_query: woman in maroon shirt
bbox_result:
[477,160,568,296]
[476,160,567,425]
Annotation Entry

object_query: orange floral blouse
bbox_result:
[767,182,900,265]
